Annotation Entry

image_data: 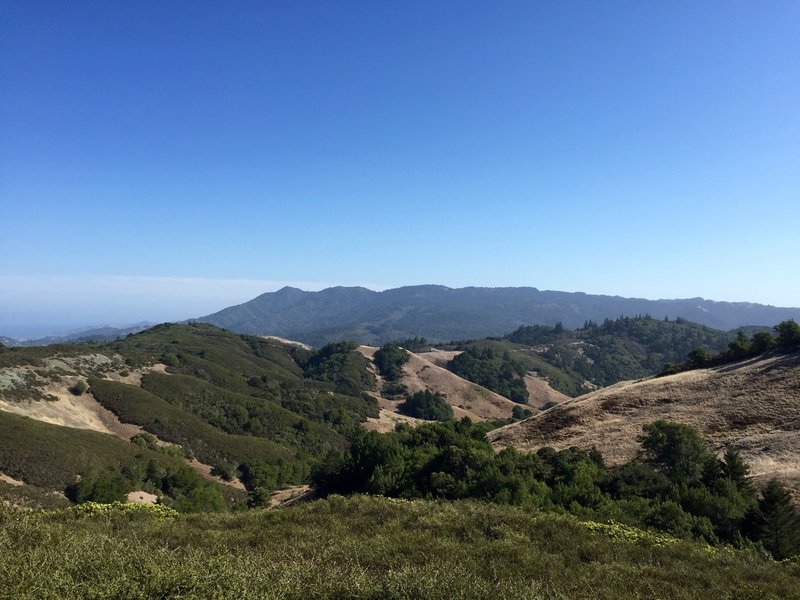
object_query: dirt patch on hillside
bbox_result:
[269,485,313,508]
[0,381,142,439]
[104,363,170,386]
[260,336,312,351]
[489,352,800,492]
[127,491,158,504]
[188,459,247,491]
[364,402,425,433]
[0,472,25,487]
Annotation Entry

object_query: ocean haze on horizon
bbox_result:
[0,275,339,339]
[1,274,798,340]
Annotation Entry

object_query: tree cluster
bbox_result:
[374,343,410,381]
[663,320,800,375]
[300,341,377,395]
[398,390,453,421]
[312,419,800,559]
[448,347,529,403]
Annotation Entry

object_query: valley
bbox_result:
[2,315,800,590]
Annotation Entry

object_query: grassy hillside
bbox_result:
[88,378,303,476]
[444,317,738,397]
[0,411,245,509]
[506,316,735,387]
[0,322,379,501]
[489,350,800,496]
[2,496,798,599]
[444,338,592,397]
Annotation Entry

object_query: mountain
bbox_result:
[197,285,800,346]
[488,349,800,494]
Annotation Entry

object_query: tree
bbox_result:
[721,447,754,494]
[726,331,750,360]
[511,405,533,421]
[374,343,410,381]
[687,347,712,368]
[750,331,775,354]
[775,320,800,350]
[748,480,800,560]
[639,421,714,484]
[66,469,128,504]
[398,390,453,421]
[69,380,88,396]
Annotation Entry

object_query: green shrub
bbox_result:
[398,390,453,421]
[68,380,88,396]
[3,497,799,599]
[448,346,529,403]
[381,381,408,399]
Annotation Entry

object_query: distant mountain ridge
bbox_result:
[0,323,153,347]
[197,285,800,347]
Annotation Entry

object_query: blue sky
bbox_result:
[1,2,799,337]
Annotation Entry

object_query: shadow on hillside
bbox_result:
[712,350,800,375]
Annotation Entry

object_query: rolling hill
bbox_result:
[0,323,382,508]
[196,285,800,346]
[489,350,800,494]
[356,345,523,431]
[2,322,549,508]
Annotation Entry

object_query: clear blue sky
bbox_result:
[1,1,799,336]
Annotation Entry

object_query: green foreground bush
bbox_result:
[1,496,798,599]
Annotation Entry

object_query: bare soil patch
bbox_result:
[260,336,312,350]
[126,491,158,504]
[269,485,313,508]
[0,472,25,487]
[188,459,247,491]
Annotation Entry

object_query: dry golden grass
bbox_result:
[418,350,571,410]
[523,373,570,409]
[490,352,800,493]
[0,380,141,439]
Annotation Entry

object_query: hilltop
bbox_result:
[489,350,800,493]
[196,285,800,346]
